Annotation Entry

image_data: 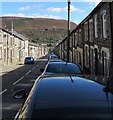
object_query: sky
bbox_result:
[1,0,102,24]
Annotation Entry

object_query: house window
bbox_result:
[74,32,77,47]
[84,22,88,41]
[94,15,98,38]
[62,42,64,50]
[13,37,15,45]
[4,49,6,63]
[0,47,2,59]
[69,36,72,48]
[69,50,72,62]
[78,29,82,42]
[102,14,107,38]
[78,52,82,66]
[72,33,75,47]
[19,41,21,48]
[64,40,66,50]
[10,37,13,46]
[4,34,7,46]
[13,49,15,57]
[85,45,89,67]
[101,10,107,38]
[90,48,95,74]
[76,51,78,64]
[89,19,93,42]
[102,51,109,76]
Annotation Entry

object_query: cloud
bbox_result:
[73,21,81,25]
[47,7,66,12]
[3,13,62,19]
[47,5,85,13]
[19,6,31,11]
[2,0,102,2]
[19,4,43,11]
[69,5,86,12]
[3,13,26,17]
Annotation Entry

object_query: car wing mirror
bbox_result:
[40,68,44,72]
[13,89,27,99]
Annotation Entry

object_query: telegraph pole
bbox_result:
[67,0,71,63]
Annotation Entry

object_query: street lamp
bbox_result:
[67,0,71,63]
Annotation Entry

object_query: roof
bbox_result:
[0,27,28,41]
[12,31,28,40]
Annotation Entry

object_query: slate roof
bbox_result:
[12,31,28,41]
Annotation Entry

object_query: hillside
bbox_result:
[1,17,77,44]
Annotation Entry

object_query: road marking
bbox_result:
[32,67,35,70]
[0,89,7,95]
[25,70,31,75]
[36,61,44,67]
[14,109,20,119]
[13,76,24,85]
[36,64,39,67]
[13,60,45,85]
[31,79,35,82]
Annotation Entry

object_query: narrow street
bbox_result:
[1,56,48,120]
[1,1,113,120]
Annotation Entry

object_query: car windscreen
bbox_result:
[46,63,81,74]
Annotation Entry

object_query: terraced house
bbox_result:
[0,27,48,67]
[54,2,113,81]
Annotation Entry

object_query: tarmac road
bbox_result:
[1,56,48,120]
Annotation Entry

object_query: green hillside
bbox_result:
[1,17,76,44]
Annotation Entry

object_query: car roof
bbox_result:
[48,62,77,65]
[25,56,33,58]
[34,76,107,104]
[49,59,63,62]
[28,76,112,118]
[50,54,58,57]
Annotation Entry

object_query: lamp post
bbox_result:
[67,0,71,63]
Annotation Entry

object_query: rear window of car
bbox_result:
[50,56,58,59]
[25,57,31,60]
[25,57,33,60]
[46,63,81,74]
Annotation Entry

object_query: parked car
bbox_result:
[49,59,63,62]
[13,75,113,119]
[49,54,59,60]
[24,56,34,64]
[41,62,83,75]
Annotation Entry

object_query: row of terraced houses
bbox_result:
[0,28,48,67]
[54,2,113,83]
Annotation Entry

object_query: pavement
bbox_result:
[0,62,24,73]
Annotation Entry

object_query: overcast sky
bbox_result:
[1,0,102,24]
